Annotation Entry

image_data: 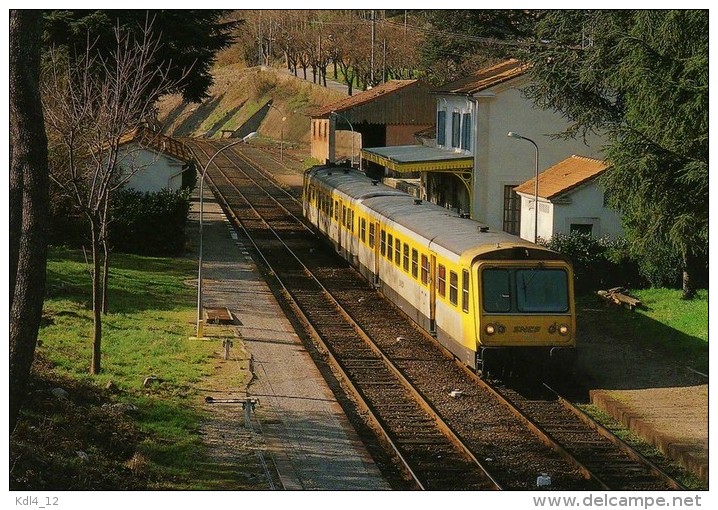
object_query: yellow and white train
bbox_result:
[303,165,576,377]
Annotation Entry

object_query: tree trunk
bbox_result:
[9,10,50,433]
[681,247,698,300]
[102,241,110,315]
[9,147,22,310]
[90,223,103,374]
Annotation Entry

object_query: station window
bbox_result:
[420,254,430,285]
[380,230,386,257]
[403,244,410,272]
[449,271,459,306]
[437,110,446,146]
[437,264,446,297]
[369,223,375,248]
[411,249,419,279]
[359,218,366,242]
[451,111,461,148]
[387,234,393,260]
[394,240,401,265]
[461,269,470,313]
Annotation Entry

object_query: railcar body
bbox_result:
[303,165,576,376]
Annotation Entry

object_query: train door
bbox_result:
[337,199,344,253]
[373,221,381,285]
[429,254,437,335]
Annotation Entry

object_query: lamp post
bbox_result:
[331,110,355,167]
[507,131,539,243]
[194,131,257,339]
[267,103,286,162]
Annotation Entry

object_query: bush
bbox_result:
[110,188,192,256]
[539,232,641,293]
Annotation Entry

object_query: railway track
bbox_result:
[188,139,498,490]
[185,139,687,491]
[483,380,685,491]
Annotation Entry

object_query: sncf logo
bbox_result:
[514,326,540,333]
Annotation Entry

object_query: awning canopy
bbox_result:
[361,145,473,173]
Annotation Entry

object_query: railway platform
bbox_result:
[188,186,390,490]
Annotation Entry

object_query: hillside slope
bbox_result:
[157,64,348,149]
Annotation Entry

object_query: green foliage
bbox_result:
[419,10,540,84]
[110,188,192,256]
[42,10,238,103]
[523,10,708,296]
[12,247,219,489]
[539,232,639,293]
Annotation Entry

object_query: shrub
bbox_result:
[110,188,192,256]
[539,232,641,293]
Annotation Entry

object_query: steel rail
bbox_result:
[190,141,500,490]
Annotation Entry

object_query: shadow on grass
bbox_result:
[576,294,708,390]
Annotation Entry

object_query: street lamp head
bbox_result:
[242,132,258,143]
[507,131,522,139]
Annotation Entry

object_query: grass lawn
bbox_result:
[11,247,247,490]
[579,288,708,373]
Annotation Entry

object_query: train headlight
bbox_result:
[485,324,496,335]
[559,324,570,336]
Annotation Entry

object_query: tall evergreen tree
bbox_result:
[43,9,238,102]
[522,10,708,297]
[420,10,540,84]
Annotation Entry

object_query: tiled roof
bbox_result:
[514,155,609,200]
[310,79,420,117]
[118,126,193,164]
[432,59,528,95]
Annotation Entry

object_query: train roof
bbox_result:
[306,165,566,262]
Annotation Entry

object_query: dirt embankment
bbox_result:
[157,64,347,147]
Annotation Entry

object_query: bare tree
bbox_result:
[10,10,50,433]
[42,19,185,374]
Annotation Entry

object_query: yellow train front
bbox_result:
[303,165,576,378]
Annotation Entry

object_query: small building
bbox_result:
[309,79,435,166]
[513,155,623,242]
[116,127,195,193]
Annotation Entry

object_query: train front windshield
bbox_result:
[482,267,569,313]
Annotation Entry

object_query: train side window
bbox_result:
[360,218,366,242]
[482,269,511,313]
[411,249,419,279]
[387,234,393,260]
[342,205,347,227]
[437,265,446,297]
[369,223,375,248]
[394,240,401,265]
[380,230,386,256]
[420,254,430,285]
[449,271,459,306]
[461,269,470,313]
[403,244,410,271]
[349,210,354,232]
[334,200,339,220]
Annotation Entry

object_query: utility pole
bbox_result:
[382,38,386,83]
[370,10,375,86]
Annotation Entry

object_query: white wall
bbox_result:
[117,144,185,193]
[552,182,623,238]
[519,196,553,242]
[518,181,624,242]
[473,80,605,231]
